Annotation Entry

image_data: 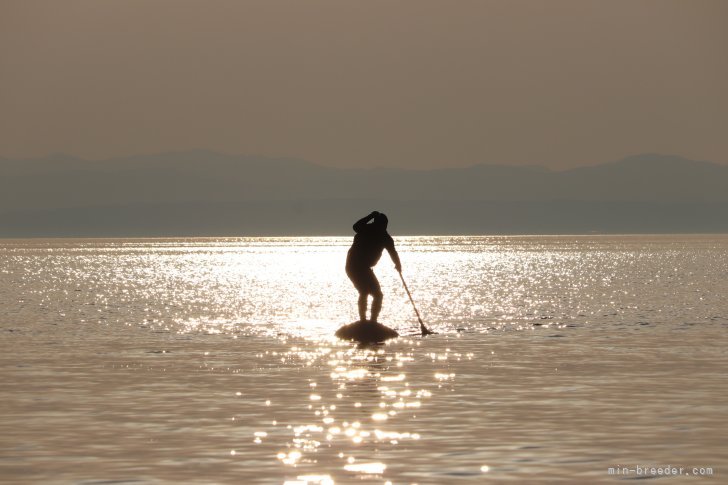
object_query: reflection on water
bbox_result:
[1,236,727,483]
[269,344,455,481]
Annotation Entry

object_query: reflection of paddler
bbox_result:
[345,211,401,322]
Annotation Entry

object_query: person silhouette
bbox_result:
[346,211,401,322]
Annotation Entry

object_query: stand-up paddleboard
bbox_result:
[335,320,399,343]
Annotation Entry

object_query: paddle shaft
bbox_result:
[398,272,434,335]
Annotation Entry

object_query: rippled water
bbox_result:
[1,236,726,483]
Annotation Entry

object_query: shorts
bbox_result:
[346,265,382,296]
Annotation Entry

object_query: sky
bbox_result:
[1,0,727,169]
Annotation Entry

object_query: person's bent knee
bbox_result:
[372,290,383,299]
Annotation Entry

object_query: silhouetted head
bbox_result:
[372,213,388,231]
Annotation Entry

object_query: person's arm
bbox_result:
[353,211,379,233]
[385,233,402,272]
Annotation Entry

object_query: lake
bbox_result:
[1,235,726,483]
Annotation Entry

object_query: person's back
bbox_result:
[346,221,395,269]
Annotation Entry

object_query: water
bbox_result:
[1,235,726,483]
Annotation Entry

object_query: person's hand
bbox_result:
[395,263,402,273]
[370,211,380,217]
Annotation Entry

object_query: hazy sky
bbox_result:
[1,0,726,169]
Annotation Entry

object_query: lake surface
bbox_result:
[1,235,726,483]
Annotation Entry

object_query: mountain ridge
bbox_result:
[1,152,726,236]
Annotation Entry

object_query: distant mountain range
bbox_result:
[1,151,726,236]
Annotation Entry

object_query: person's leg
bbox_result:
[368,270,383,322]
[357,293,367,321]
[371,289,383,322]
[348,266,382,322]
[348,266,370,322]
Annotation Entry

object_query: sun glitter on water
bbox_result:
[262,341,466,481]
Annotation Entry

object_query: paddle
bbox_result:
[398,271,435,336]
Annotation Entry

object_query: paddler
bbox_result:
[345,211,402,322]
